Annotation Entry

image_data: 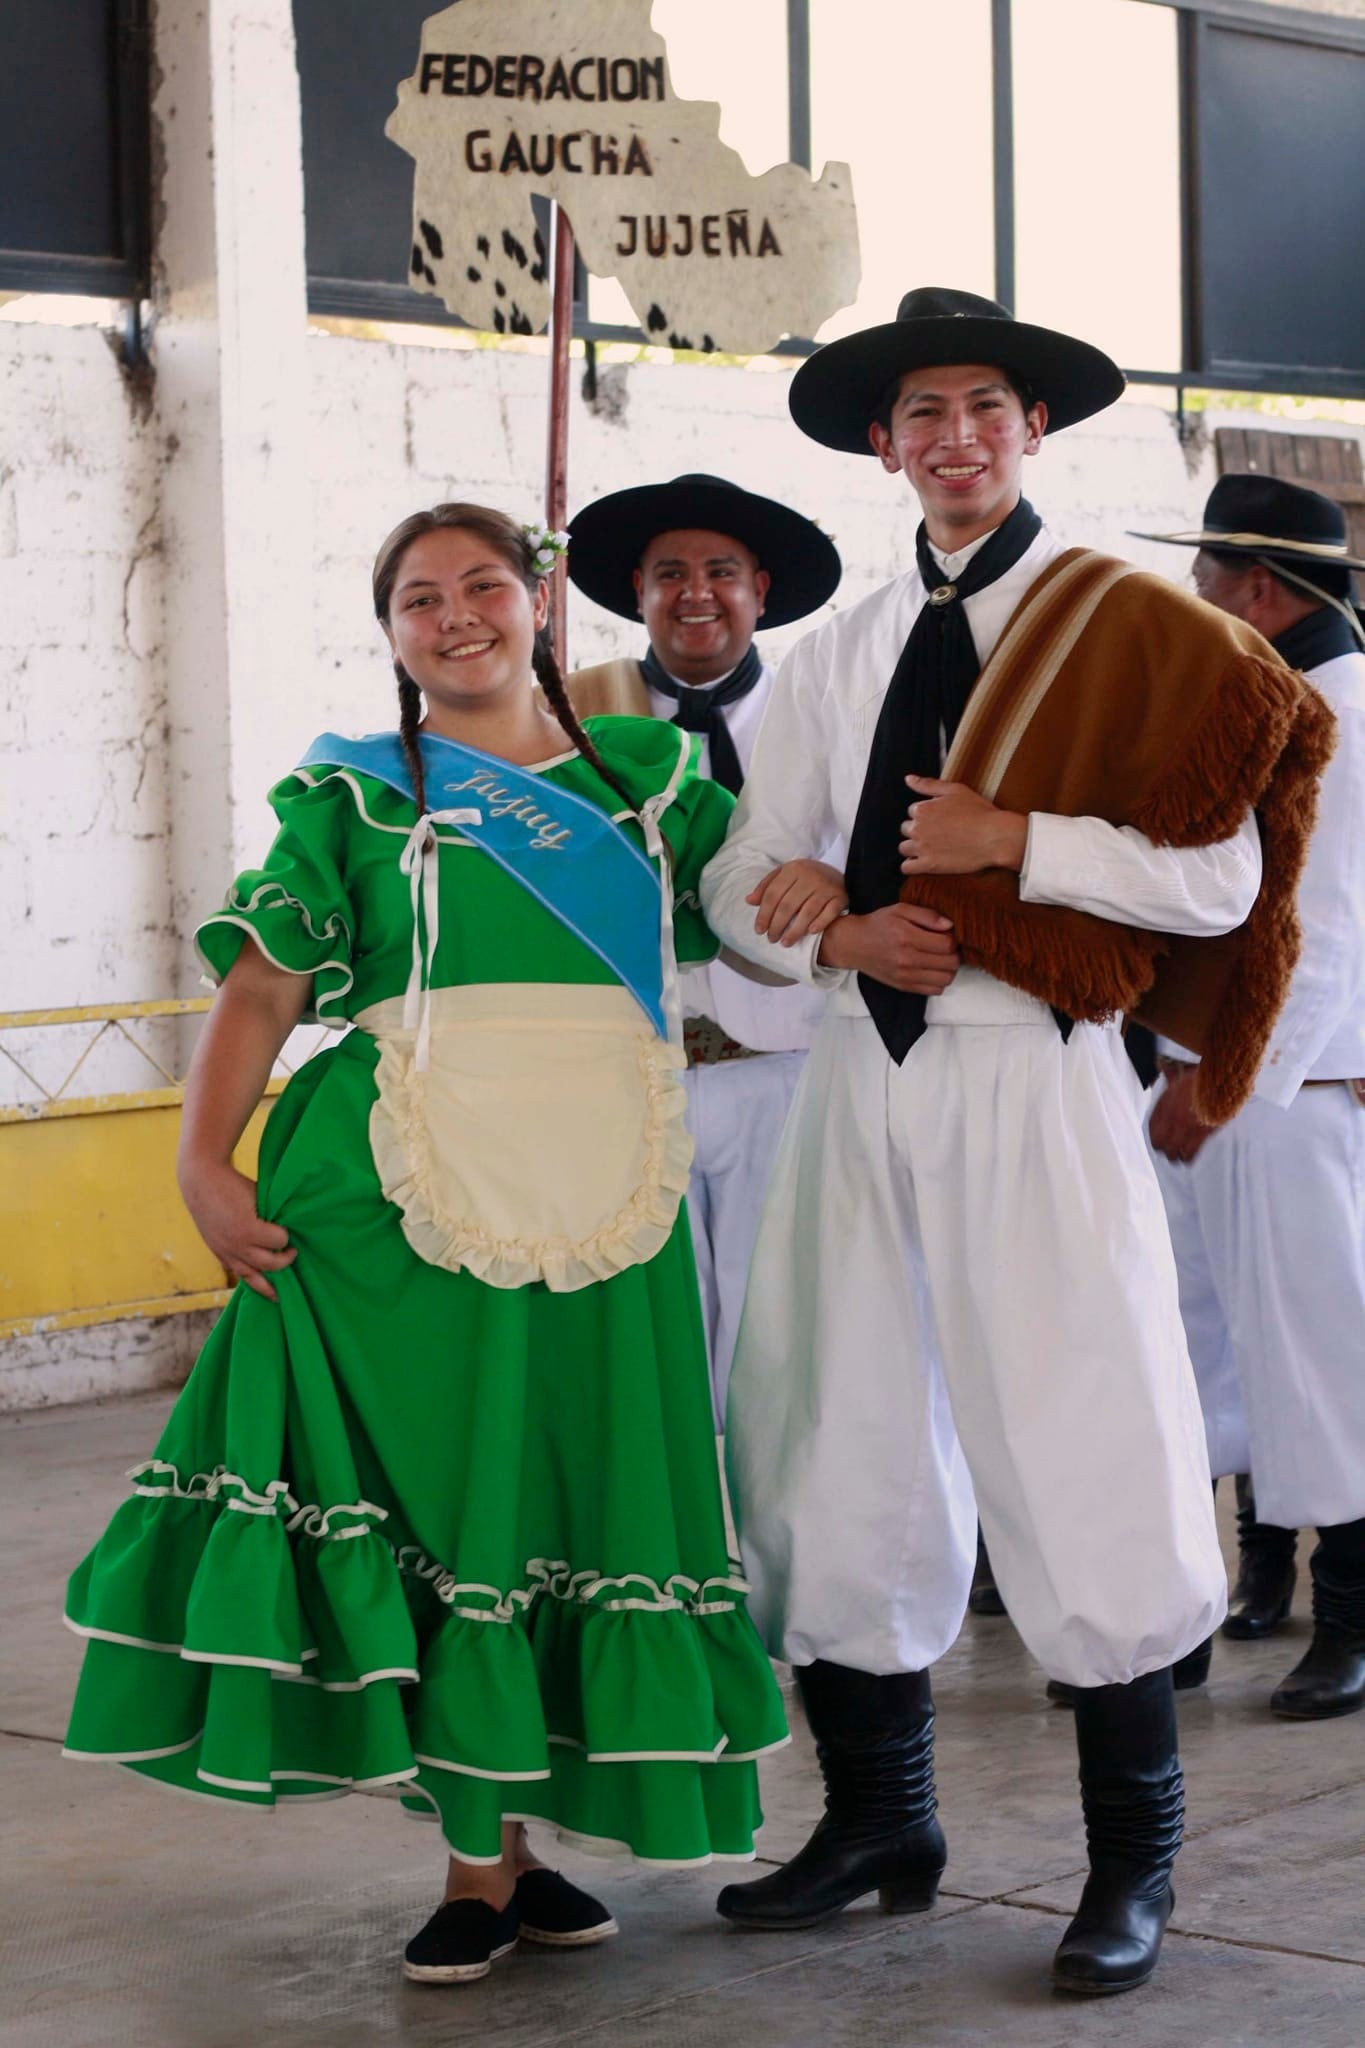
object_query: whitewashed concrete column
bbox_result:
[153,0,316,979]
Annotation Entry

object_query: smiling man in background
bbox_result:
[566,474,841,1428]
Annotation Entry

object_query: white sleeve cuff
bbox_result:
[1252,1058,1303,1110]
[1018,812,1072,905]
[807,924,853,989]
[1017,810,1260,936]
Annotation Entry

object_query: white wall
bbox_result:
[0,322,170,1015]
[6,321,1361,1027]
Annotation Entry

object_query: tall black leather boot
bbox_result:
[1271,1517,1365,1719]
[715,1661,945,1930]
[1223,1474,1297,1640]
[1052,1669,1183,1996]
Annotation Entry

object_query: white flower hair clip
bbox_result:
[523,521,571,576]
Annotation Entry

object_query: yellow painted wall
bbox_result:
[0,1092,277,1338]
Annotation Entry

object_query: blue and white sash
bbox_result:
[298,730,688,1062]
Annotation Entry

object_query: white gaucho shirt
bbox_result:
[652,660,831,1054]
[701,526,1264,1007]
[1161,644,1365,1105]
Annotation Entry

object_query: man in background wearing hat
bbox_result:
[565,476,842,1428]
[1139,475,1365,1722]
[700,289,1332,1997]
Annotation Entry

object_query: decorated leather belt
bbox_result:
[1157,1053,1364,1101]
[683,1015,762,1067]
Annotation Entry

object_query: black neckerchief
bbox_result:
[844,497,1043,1063]
[640,642,763,795]
[1271,603,1360,673]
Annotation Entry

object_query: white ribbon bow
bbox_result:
[399,808,482,1070]
[637,790,683,1050]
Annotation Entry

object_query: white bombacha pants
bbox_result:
[725,968,1227,1691]
[683,1050,807,1431]
[1147,1087,1252,1486]
[1148,1076,1365,1531]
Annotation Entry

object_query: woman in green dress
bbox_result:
[63,503,788,1986]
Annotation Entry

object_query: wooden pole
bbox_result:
[546,202,576,666]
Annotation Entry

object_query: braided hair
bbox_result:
[372,503,637,819]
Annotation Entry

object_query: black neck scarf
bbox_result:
[844,496,1043,1064]
[1271,602,1361,673]
[640,642,764,795]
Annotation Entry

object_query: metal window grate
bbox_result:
[0,1000,328,1122]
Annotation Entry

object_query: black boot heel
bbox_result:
[1052,1669,1184,1997]
[716,1663,945,1932]
[879,1873,940,1915]
[1223,1475,1298,1641]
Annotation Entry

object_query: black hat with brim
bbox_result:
[1131,472,1365,575]
[567,473,841,628]
[789,286,1126,454]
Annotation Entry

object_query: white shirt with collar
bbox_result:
[655,659,830,1053]
[1256,645,1365,1099]
[645,665,775,787]
[701,521,1263,1009]
[1159,643,1365,1105]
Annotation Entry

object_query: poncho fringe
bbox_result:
[900,551,1336,1124]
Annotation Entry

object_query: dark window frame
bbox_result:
[997,0,1365,397]
[1176,3,1365,396]
[8,0,1363,405]
[304,0,1365,401]
[0,0,151,300]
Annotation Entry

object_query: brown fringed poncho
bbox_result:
[900,550,1337,1125]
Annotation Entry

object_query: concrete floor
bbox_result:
[2,1394,1362,2047]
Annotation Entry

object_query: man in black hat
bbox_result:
[699,289,1330,1997]
[565,476,843,1427]
[1139,474,1365,1720]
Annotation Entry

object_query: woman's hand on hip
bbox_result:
[178,1159,296,1302]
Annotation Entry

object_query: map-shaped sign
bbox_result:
[386,0,860,354]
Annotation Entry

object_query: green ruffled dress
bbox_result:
[64,718,788,1865]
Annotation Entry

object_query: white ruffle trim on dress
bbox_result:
[359,985,694,1292]
[395,1548,752,1623]
[128,1460,385,1538]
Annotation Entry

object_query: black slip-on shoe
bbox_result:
[402,1896,520,1983]
[516,1868,619,1947]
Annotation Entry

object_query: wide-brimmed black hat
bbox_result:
[1131,473,1365,578]
[567,473,841,628]
[789,286,1126,455]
